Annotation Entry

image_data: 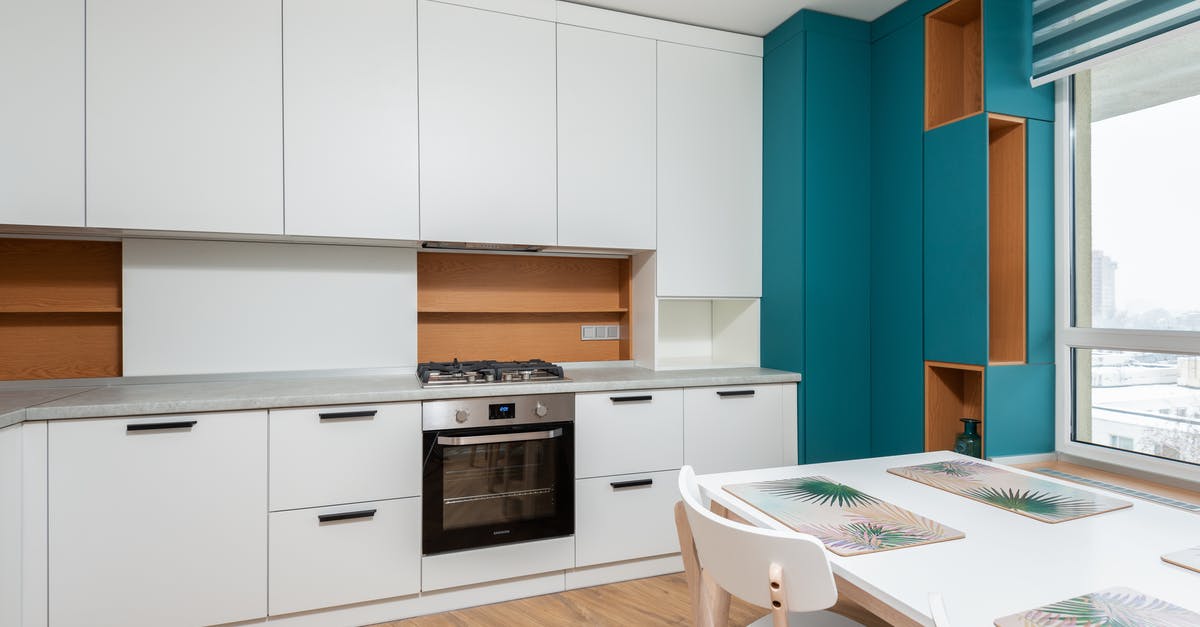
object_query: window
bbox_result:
[1066,28,1200,474]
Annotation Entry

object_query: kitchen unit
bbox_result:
[0,367,798,626]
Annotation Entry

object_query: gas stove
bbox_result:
[417,358,568,387]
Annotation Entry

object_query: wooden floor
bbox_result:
[379,573,765,627]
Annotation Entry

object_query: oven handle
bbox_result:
[436,427,563,446]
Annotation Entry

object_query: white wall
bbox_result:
[123,239,416,376]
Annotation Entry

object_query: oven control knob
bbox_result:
[533,401,548,417]
[455,408,471,423]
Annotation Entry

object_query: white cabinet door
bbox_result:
[575,470,680,567]
[575,389,682,478]
[269,498,420,616]
[0,0,83,226]
[48,412,267,627]
[86,0,282,234]
[418,0,557,246]
[683,385,784,474]
[657,42,762,297]
[556,25,655,250]
[283,0,419,239]
[269,403,421,511]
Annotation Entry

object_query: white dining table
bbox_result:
[696,451,1200,627]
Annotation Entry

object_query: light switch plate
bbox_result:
[580,324,621,341]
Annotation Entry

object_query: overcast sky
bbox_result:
[1091,92,1200,314]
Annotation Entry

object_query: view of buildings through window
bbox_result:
[1073,31,1200,466]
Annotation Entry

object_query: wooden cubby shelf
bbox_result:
[988,113,1027,365]
[925,361,984,454]
[0,239,123,381]
[925,0,983,130]
[417,252,631,362]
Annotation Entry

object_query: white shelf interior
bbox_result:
[655,298,759,369]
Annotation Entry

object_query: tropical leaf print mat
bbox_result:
[994,587,1200,627]
[722,476,965,556]
[1163,546,1200,574]
[888,460,1132,523]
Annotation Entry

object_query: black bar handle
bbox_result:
[610,395,653,403]
[319,410,378,420]
[611,478,654,490]
[318,509,377,523]
[717,390,756,398]
[127,421,197,432]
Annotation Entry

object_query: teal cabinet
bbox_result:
[870,19,926,457]
[924,114,989,366]
[1027,119,1055,365]
[985,364,1055,456]
[983,0,1054,122]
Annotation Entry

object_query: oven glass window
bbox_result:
[441,439,561,531]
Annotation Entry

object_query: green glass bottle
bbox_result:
[954,418,982,458]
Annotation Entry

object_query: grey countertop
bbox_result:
[0,365,800,427]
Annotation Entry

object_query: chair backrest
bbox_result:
[677,466,839,613]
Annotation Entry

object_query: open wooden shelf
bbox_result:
[0,239,123,380]
[988,113,1027,365]
[925,361,984,454]
[925,0,982,131]
[417,252,631,362]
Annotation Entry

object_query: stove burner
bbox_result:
[417,359,567,386]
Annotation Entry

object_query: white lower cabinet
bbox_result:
[269,402,421,511]
[269,497,420,616]
[683,384,786,474]
[47,412,267,627]
[575,389,682,478]
[575,470,681,568]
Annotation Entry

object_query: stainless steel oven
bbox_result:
[421,393,574,555]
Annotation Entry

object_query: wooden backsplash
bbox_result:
[417,252,631,362]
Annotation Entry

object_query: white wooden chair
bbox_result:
[675,466,865,627]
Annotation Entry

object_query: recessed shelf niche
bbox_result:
[925,361,984,454]
[655,298,759,370]
[925,0,983,130]
[988,113,1027,365]
[0,239,122,380]
[416,252,631,362]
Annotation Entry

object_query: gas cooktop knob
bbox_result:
[533,401,548,417]
[455,408,471,423]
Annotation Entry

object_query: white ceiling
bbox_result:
[565,0,907,37]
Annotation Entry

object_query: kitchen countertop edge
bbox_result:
[7,366,801,425]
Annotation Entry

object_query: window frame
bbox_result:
[1054,79,1200,484]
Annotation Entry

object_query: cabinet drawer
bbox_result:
[269,497,420,616]
[575,470,681,567]
[683,384,785,474]
[270,403,420,511]
[575,389,683,478]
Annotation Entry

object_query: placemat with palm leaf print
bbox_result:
[888,459,1132,523]
[722,476,965,556]
[1162,546,1200,574]
[994,586,1200,626]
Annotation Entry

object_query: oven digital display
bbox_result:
[489,403,516,420]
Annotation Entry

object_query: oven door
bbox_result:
[422,422,574,555]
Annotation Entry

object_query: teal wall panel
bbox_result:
[1027,119,1055,365]
[803,28,872,463]
[871,0,944,42]
[924,114,988,366]
[762,32,807,463]
[767,8,869,54]
[984,0,1054,121]
[985,364,1055,456]
[870,20,926,457]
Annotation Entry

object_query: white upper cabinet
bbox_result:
[556,25,656,250]
[0,0,84,226]
[283,0,419,240]
[656,42,762,297]
[418,0,557,246]
[86,0,283,234]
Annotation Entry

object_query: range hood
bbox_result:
[421,241,544,253]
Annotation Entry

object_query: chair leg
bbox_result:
[675,501,708,627]
[768,562,788,627]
